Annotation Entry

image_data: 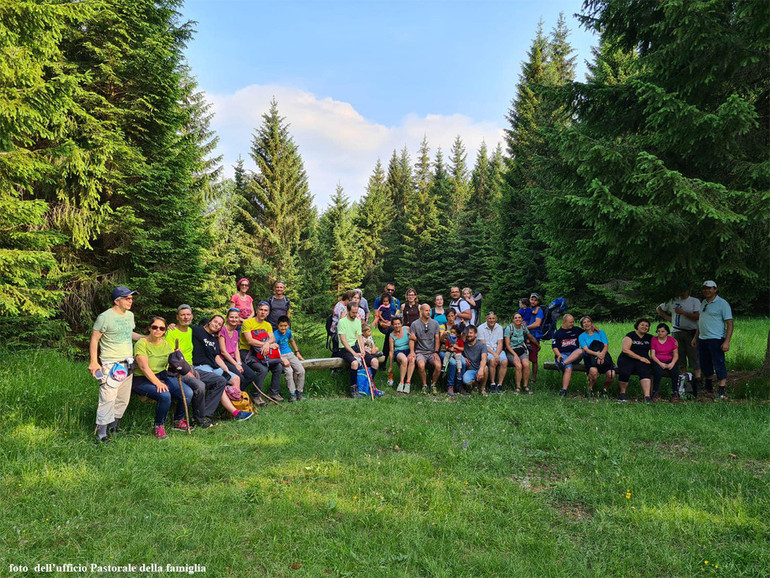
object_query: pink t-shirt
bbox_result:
[220,326,240,358]
[651,335,678,363]
[230,294,254,320]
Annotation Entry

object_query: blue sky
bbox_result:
[182,0,598,208]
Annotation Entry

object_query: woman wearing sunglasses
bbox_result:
[132,317,195,439]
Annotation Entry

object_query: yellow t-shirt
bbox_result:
[238,318,273,351]
[134,339,173,377]
[166,327,194,364]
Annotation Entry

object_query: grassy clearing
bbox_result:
[0,341,769,576]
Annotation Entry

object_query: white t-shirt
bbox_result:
[449,298,471,326]
[658,296,701,332]
[477,323,504,355]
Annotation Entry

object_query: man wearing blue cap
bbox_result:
[692,280,733,399]
[89,286,143,443]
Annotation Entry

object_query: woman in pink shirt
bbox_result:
[230,278,254,321]
[651,323,680,401]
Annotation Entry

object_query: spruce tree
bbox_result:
[320,185,362,295]
[244,98,314,293]
[354,160,392,294]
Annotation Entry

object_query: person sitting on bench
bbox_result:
[333,301,380,398]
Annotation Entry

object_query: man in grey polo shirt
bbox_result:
[477,311,507,394]
[657,283,701,390]
[409,304,442,395]
[692,280,733,399]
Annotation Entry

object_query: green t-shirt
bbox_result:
[166,327,194,364]
[93,308,135,361]
[337,316,362,350]
[134,339,173,377]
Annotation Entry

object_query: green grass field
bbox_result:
[0,319,768,576]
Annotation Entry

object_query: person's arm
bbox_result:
[434,330,441,354]
[374,309,381,326]
[650,345,664,368]
[504,335,514,355]
[494,337,503,356]
[479,351,488,375]
[656,305,672,323]
[552,335,562,359]
[528,311,543,331]
[214,354,230,375]
[132,331,146,341]
[669,345,679,370]
[135,355,168,392]
[88,330,103,376]
[339,332,357,357]
[722,319,734,352]
[388,334,395,365]
[218,334,238,366]
[692,328,700,348]
[457,305,472,322]
[356,332,367,358]
[289,336,304,360]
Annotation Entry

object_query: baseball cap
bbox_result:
[530,293,541,300]
[167,349,192,376]
[702,280,717,288]
[111,286,137,301]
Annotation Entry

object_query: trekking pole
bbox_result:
[253,383,283,407]
[362,360,376,400]
[175,339,191,434]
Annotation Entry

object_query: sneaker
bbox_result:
[173,419,192,431]
[481,388,488,397]
[254,396,267,407]
[272,394,285,402]
[296,391,304,401]
[618,393,627,403]
[489,383,496,394]
[397,382,405,393]
[234,410,253,421]
[447,386,455,397]
[154,425,168,439]
[719,394,728,400]
[652,392,659,402]
[422,385,429,395]
[195,418,216,429]
[350,387,358,398]
[459,386,470,396]
[93,435,112,445]
[670,395,679,403]
[645,396,652,404]
[387,373,394,387]
[496,384,504,394]
[289,394,297,403]
[514,388,520,395]
[599,389,609,399]
[431,384,438,395]
[404,383,411,394]
[586,389,594,400]
[558,389,567,398]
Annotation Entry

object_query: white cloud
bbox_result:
[208,84,505,210]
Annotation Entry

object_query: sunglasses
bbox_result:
[386,288,395,292]
[121,296,134,301]
[150,325,166,331]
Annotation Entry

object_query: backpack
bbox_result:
[356,366,383,397]
[231,390,255,414]
[541,297,567,341]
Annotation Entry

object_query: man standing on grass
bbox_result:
[657,283,701,392]
[409,304,442,395]
[552,314,584,397]
[166,305,225,429]
[266,280,290,330]
[477,311,507,394]
[692,281,733,399]
[449,286,472,326]
[89,286,143,443]
[334,301,379,398]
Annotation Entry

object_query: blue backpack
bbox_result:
[542,298,567,341]
[357,367,383,397]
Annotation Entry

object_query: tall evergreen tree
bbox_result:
[447,136,469,215]
[540,0,769,314]
[354,159,392,294]
[243,98,314,293]
[320,185,362,295]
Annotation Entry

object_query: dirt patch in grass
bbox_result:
[742,460,770,478]
[555,500,592,521]
[511,460,566,493]
[637,440,701,458]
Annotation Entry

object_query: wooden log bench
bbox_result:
[136,355,386,403]
[543,361,588,372]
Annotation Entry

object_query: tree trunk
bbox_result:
[761,329,770,377]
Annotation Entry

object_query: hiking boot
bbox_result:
[397,382,405,393]
[652,391,659,402]
[234,410,253,421]
[447,386,455,396]
[618,393,628,403]
[254,396,267,407]
[459,386,470,396]
[173,419,192,431]
[296,391,304,401]
[108,418,120,434]
[272,393,285,402]
[350,386,358,398]
[431,384,438,395]
[93,434,112,445]
[195,418,216,429]
[289,393,297,403]
[154,425,168,440]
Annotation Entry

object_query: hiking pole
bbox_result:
[175,339,191,434]
[253,383,283,407]
[362,360,376,400]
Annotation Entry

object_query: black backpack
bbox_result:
[541,297,567,341]
[325,313,335,352]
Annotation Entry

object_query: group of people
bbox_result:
[89,277,734,443]
[329,281,734,404]
[89,279,303,443]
